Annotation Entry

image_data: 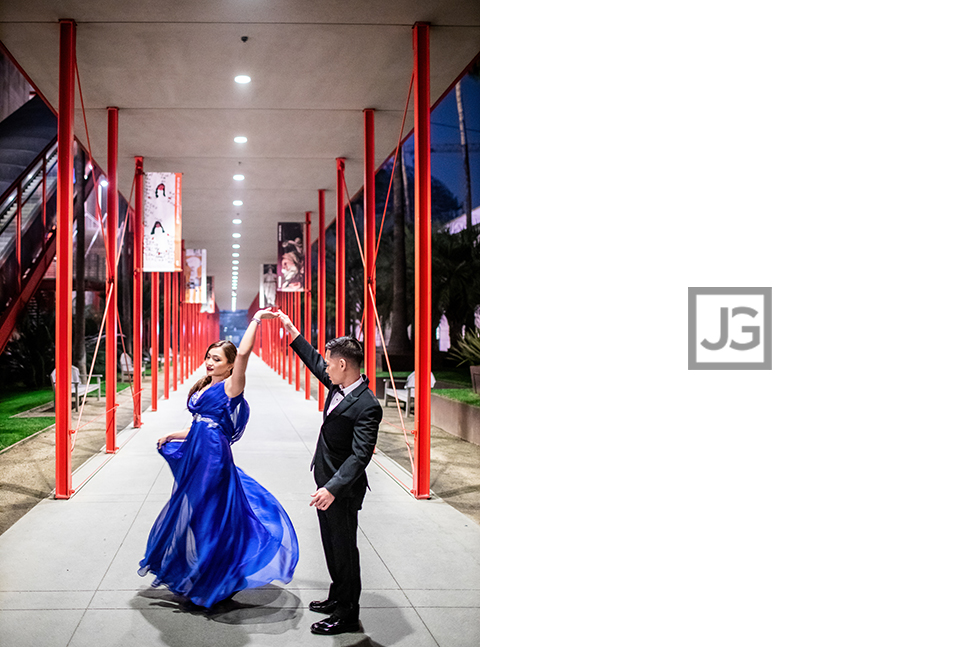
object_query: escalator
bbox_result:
[0,96,66,356]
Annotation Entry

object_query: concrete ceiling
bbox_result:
[0,1,480,310]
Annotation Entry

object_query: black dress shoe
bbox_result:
[308,599,339,614]
[310,615,360,635]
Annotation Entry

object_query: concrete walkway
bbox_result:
[0,356,480,647]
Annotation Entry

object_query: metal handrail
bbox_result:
[0,139,57,241]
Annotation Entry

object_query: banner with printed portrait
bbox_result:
[143,172,182,272]
[277,222,305,292]
[260,263,277,308]
[184,248,206,304]
[201,276,216,313]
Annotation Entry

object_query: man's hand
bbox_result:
[310,487,335,510]
[268,310,300,338]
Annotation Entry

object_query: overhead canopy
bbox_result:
[0,1,480,308]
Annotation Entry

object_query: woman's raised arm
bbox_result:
[225,307,275,398]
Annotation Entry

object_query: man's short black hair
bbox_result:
[326,336,364,369]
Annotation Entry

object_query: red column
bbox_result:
[317,190,326,411]
[305,210,312,400]
[173,269,180,389]
[295,290,301,391]
[283,292,289,383]
[151,271,158,411]
[105,107,119,453]
[180,243,186,383]
[336,158,346,338]
[363,109,377,390]
[412,22,432,499]
[133,156,144,428]
[54,19,76,499]
[163,270,170,399]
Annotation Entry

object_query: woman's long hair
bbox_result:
[188,340,238,399]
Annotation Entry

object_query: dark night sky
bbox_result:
[387,68,480,214]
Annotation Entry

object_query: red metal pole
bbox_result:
[305,210,312,400]
[363,109,377,391]
[173,269,179,389]
[336,158,346,338]
[54,19,76,499]
[105,106,119,453]
[412,22,432,499]
[163,270,170,399]
[295,290,301,391]
[289,292,295,384]
[151,271,158,411]
[283,292,289,383]
[133,156,144,428]
[196,304,200,368]
[318,190,326,411]
[16,184,21,293]
[180,242,186,383]
[194,304,199,368]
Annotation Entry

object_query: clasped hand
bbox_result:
[258,308,298,335]
[310,487,335,510]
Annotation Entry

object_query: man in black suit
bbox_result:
[273,311,383,636]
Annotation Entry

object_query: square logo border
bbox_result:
[688,287,772,370]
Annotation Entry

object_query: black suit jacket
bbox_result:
[290,334,383,499]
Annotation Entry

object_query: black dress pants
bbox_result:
[317,485,366,618]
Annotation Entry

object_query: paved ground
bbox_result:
[0,356,480,647]
[0,379,146,536]
[0,365,481,533]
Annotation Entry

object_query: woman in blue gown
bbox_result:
[138,309,298,609]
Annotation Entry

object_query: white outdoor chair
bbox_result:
[383,371,435,417]
[118,353,134,381]
[50,366,102,410]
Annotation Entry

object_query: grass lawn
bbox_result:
[431,387,480,407]
[0,387,56,450]
[0,381,130,451]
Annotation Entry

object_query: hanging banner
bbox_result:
[201,276,216,313]
[184,248,206,304]
[143,172,182,272]
[277,222,305,292]
[260,263,278,308]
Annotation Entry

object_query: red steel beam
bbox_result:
[335,158,346,338]
[295,290,301,391]
[305,210,312,400]
[363,109,377,392]
[151,271,158,411]
[317,190,326,411]
[133,156,144,427]
[163,269,170,400]
[180,242,186,383]
[54,19,76,499]
[412,22,432,499]
[105,106,119,453]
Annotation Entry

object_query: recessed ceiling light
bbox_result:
[233,174,245,181]
[232,260,239,264]
[232,200,243,206]
[232,244,240,249]
[232,233,241,238]
[232,253,239,257]
[100,179,108,187]
[234,136,248,143]
[232,218,242,224]
[234,75,251,84]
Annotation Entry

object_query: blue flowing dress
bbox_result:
[138,381,299,608]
